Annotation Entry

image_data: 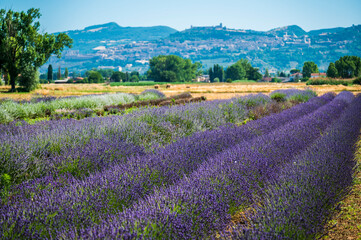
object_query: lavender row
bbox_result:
[231,94,361,239]
[0,94,272,185]
[0,90,166,124]
[47,91,334,180]
[270,88,317,102]
[74,91,352,239]
[0,93,333,238]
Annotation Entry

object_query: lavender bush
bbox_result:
[0,92,334,239]
[231,93,361,239]
[73,92,350,239]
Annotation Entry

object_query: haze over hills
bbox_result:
[43,22,361,74]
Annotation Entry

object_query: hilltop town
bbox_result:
[42,23,361,74]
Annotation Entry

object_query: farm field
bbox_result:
[1,82,361,101]
[0,89,360,239]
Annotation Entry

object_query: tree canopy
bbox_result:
[326,62,338,78]
[290,69,301,74]
[87,71,104,83]
[110,71,124,82]
[0,8,72,91]
[226,59,262,81]
[147,55,201,82]
[334,56,361,78]
[302,61,319,78]
[209,64,224,82]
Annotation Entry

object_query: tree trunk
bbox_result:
[9,70,17,92]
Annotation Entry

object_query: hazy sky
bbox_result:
[1,0,361,33]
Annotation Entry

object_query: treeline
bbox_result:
[147,55,263,83]
[40,66,146,84]
[327,56,361,78]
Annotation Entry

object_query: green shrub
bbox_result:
[270,93,286,102]
[226,78,233,83]
[18,66,40,92]
[306,78,349,86]
[353,77,361,85]
[271,78,282,83]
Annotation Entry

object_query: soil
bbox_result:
[323,137,361,240]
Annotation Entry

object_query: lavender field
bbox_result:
[0,89,360,239]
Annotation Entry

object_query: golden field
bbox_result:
[1,82,361,100]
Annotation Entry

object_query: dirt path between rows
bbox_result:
[323,136,361,240]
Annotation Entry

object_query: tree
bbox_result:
[110,71,124,82]
[47,64,53,81]
[57,66,61,80]
[0,8,72,91]
[208,67,214,82]
[326,62,338,78]
[302,61,319,78]
[334,56,361,78]
[64,68,69,79]
[130,75,139,82]
[88,71,103,83]
[226,59,261,81]
[147,55,201,82]
[97,69,114,79]
[248,67,263,81]
[290,69,300,74]
[130,71,140,77]
[18,63,39,91]
[211,64,224,82]
[226,64,245,81]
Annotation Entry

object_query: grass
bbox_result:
[323,136,361,240]
[232,80,257,83]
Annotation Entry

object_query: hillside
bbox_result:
[65,22,177,42]
[266,25,307,37]
[62,22,178,52]
[43,23,361,73]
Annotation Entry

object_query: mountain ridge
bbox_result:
[43,23,361,73]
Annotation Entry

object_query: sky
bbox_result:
[1,0,361,33]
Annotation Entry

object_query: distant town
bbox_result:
[42,23,361,75]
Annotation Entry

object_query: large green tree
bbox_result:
[326,62,338,78]
[226,64,245,81]
[110,71,125,82]
[87,71,104,83]
[147,55,201,82]
[290,69,300,74]
[226,59,262,81]
[334,56,361,78]
[0,8,72,91]
[302,61,319,78]
[209,64,224,82]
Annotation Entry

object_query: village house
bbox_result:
[196,75,210,82]
[310,73,327,78]
[261,77,272,82]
